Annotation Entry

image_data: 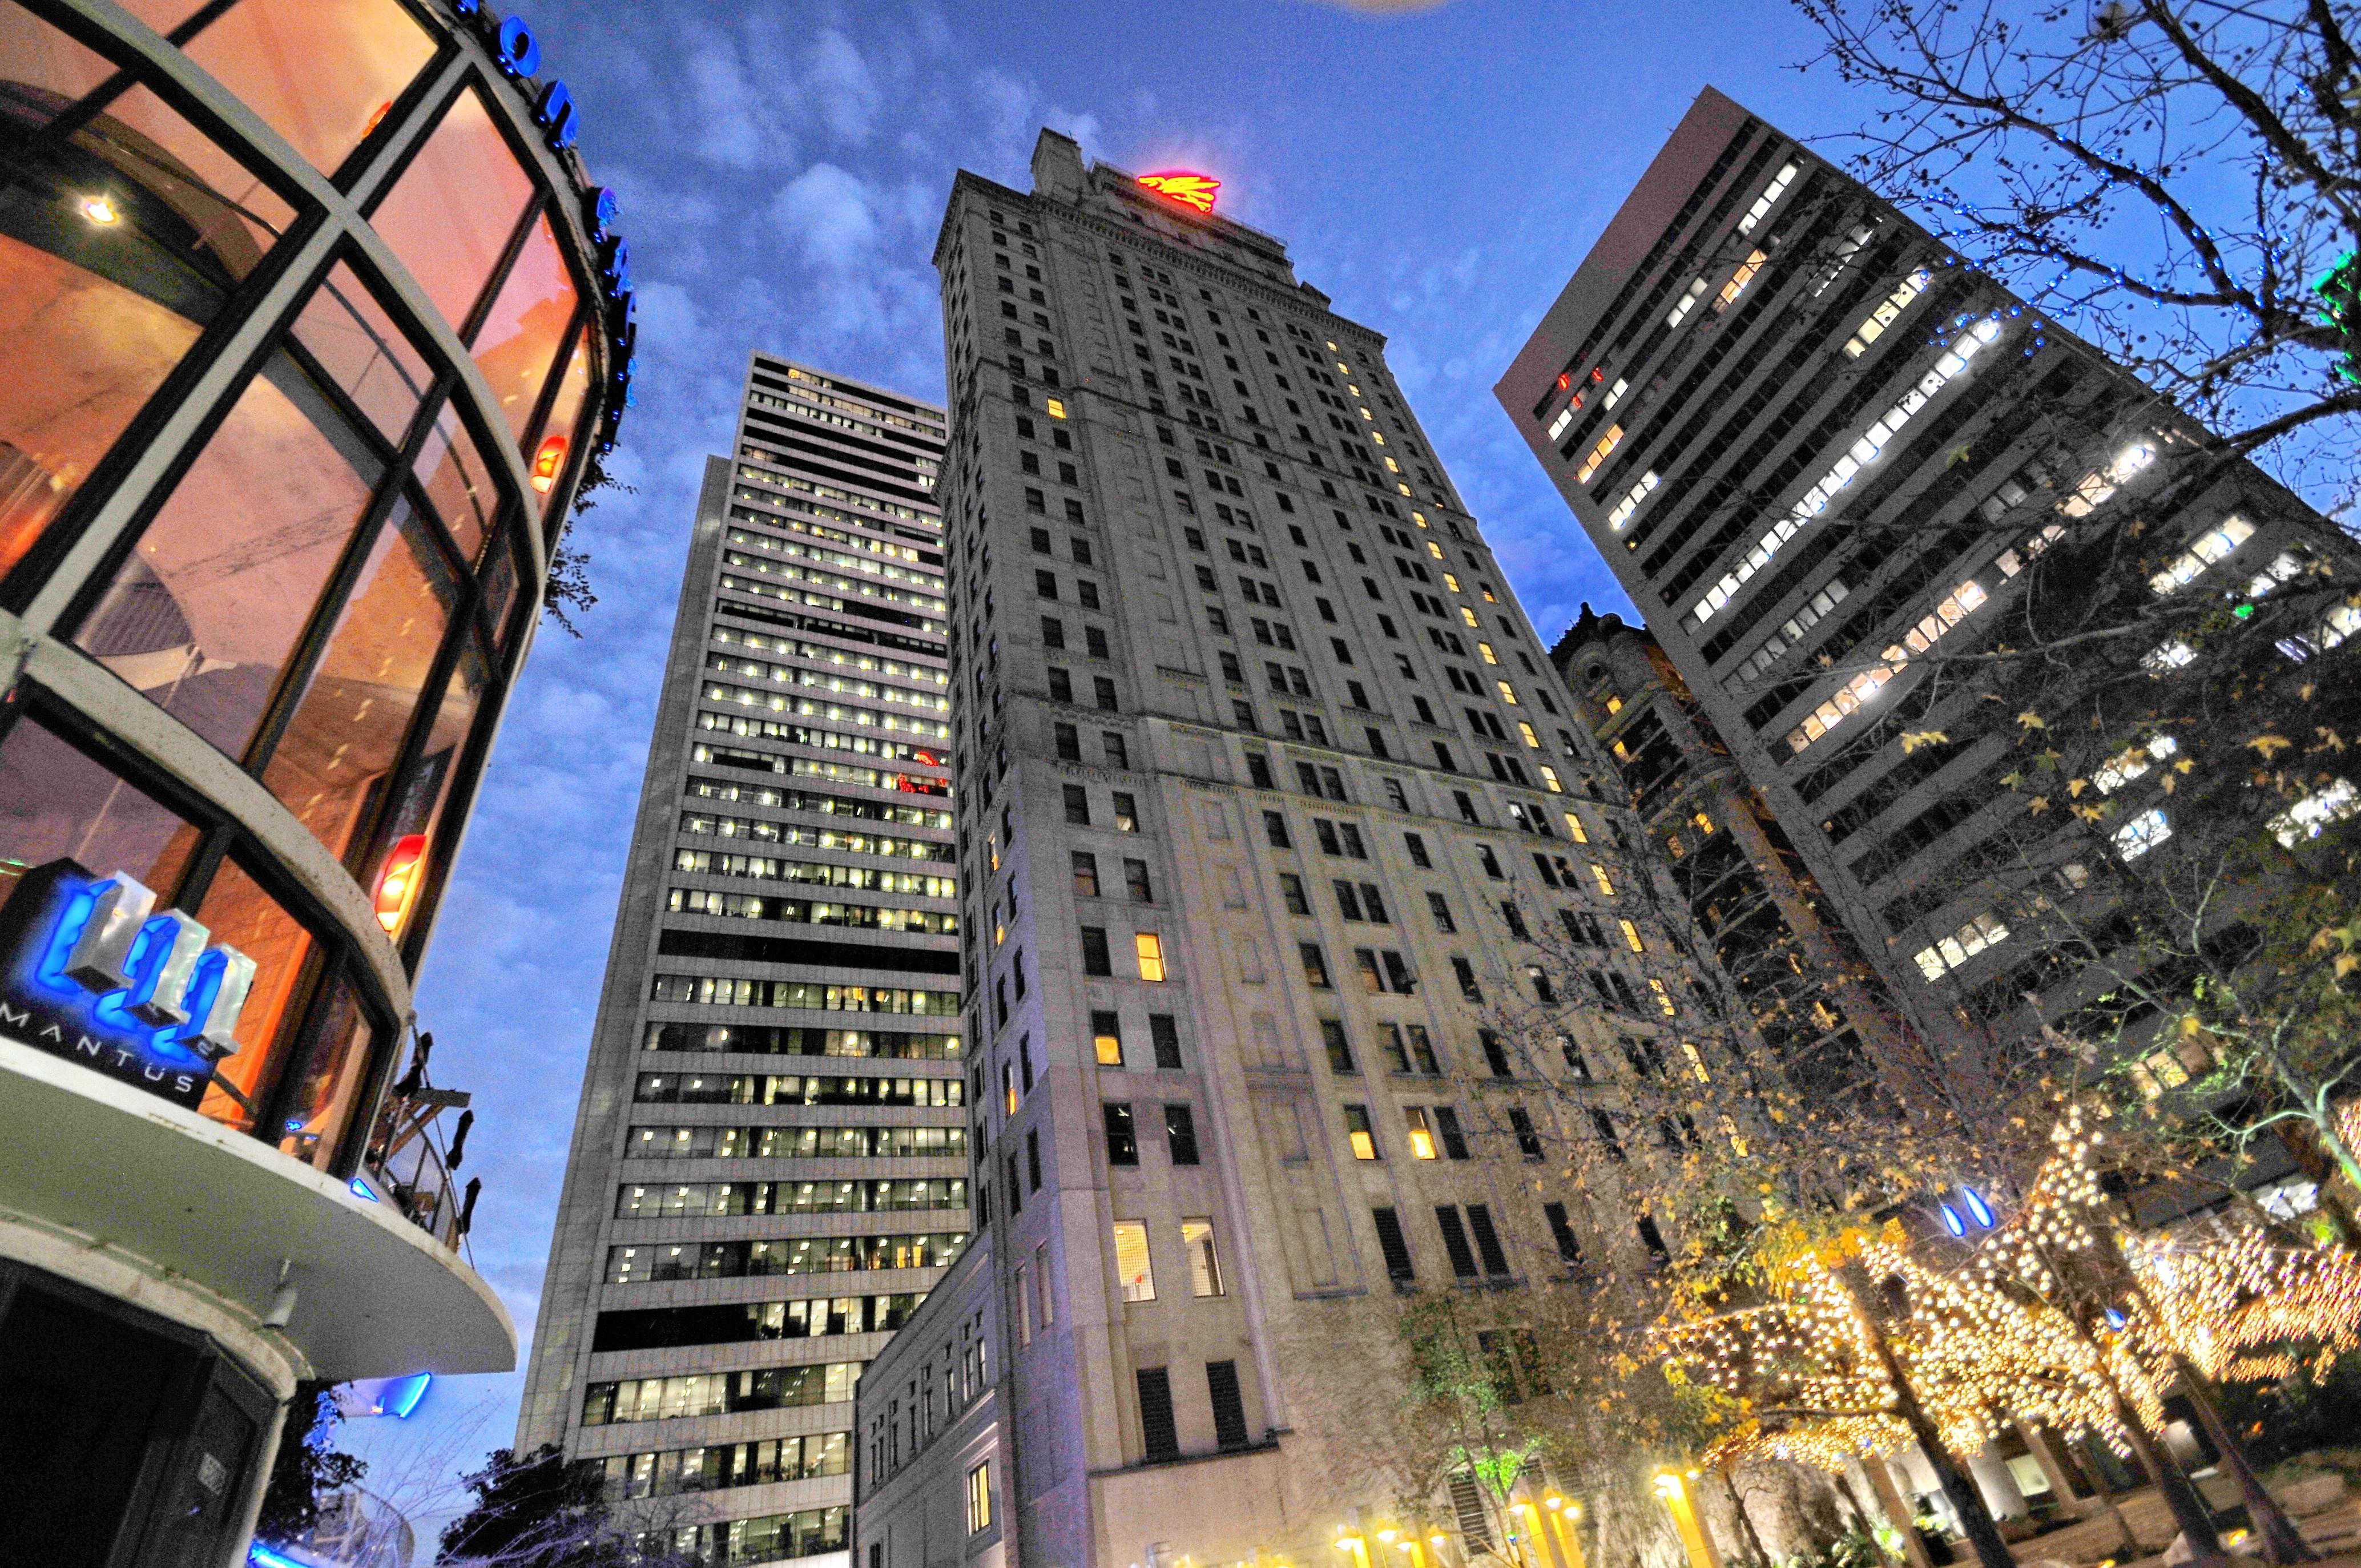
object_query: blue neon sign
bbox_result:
[0,860,253,1109]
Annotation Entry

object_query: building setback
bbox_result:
[856,130,1724,1568]
[1495,87,2352,1051]
[519,358,963,1566]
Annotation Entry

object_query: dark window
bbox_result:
[1094,676,1119,712]
[1041,616,1066,648]
[1590,1109,1625,1160]
[1319,1019,1355,1074]
[1206,1361,1250,1449]
[1124,858,1154,902]
[1542,1202,1582,1263]
[1054,722,1080,760]
[1263,811,1291,849]
[1245,752,1275,788]
[1278,873,1311,916]
[1165,1103,1200,1165]
[1480,1031,1513,1078]
[1466,1204,1511,1275]
[1434,1106,1470,1160]
[1509,1107,1543,1160]
[1404,833,1431,868]
[1427,892,1456,932]
[1081,926,1112,976]
[1137,1368,1179,1459]
[1299,943,1332,989]
[1064,785,1090,825]
[1452,957,1482,1001]
[1637,1215,1672,1265]
[1371,1207,1415,1281]
[1027,1128,1042,1191]
[1150,1014,1183,1070]
[1103,1102,1138,1165]
[1435,1206,1480,1278]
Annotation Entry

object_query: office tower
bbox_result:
[519,358,963,1566]
[1497,87,2353,1046]
[1550,607,1911,1097]
[856,131,1712,1568]
[0,2,623,1558]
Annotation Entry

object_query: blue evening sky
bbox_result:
[353,0,1864,1519]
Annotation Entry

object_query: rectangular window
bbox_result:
[1542,1201,1582,1263]
[1124,858,1154,902]
[1434,1105,1470,1160]
[1344,1104,1379,1160]
[1299,942,1332,989]
[1206,1360,1250,1449]
[1264,811,1291,848]
[1150,1014,1183,1070]
[1279,873,1311,915]
[1114,1221,1156,1300]
[1466,1203,1512,1275]
[1064,785,1091,824]
[1135,933,1167,981]
[1407,1025,1441,1075]
[966,1461,992,1534]
[1371,1206,1415,1281]
[1072,851,1101,897]
[1405,1106,1439,1160]
[1320,1018,1356,1075]
[1093,1010,1123,1066]
[1509,1107,1543,1160]
[1183,1218,1224,1296]
[1081,926,1112,976]
[1137,1367,1178,1457]
[1377,1022,1413,1073]
[1619,918,1645,953]
[1104,1102,1139,1165]
[1426,892,1456,932]
[1435,1206,1480,1277]
[1333,879,1365,921]
[1353,949,1385,994]
[1165,1103,1200,1165]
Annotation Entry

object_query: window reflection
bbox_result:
[366,637,487,955]
[176,0,434,179]
[530,327,595,522]
[0,3,293,583]
[414,400,497,566]
[292,261,432,446]
[369,88,533,333]
[74,356,383,761]
[194,859,317,1133]
[472,213,578,444]
[481,539,519,639]
[260,501,459,863]
[276,976,377,1170]
[0,717,202,918]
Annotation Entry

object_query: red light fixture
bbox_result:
[1556,372,1572,392]
[1137,172,1219,214]
[530,433,569,494]
[374,834,428,936]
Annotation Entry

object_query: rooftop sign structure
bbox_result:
[1137,171,1220,213]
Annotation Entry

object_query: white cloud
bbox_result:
[772,163,883,269]
[682,33,791,169]
[808,29,883,144]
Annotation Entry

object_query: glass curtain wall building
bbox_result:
[0,1,622,1562]
[519,357,960,1568]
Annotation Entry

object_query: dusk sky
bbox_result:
[355,0,1871,1513]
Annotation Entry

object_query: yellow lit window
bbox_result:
[1590,863,1615,897]
[1574,424,1624,483]
[1497,681,1520,706]
[1603,694,1621,714]
[1443,573,1461,592]
[988,835,1000,872]
[1538,765,1564,792]
[1094,1019,1123,1066]
[1478,642,1499,665]
[1045,398,1067,419]
[1003,1062,1019,1116]
[1691,811,1714,835]
[1405,1106,1439,1160]
[967,1461,993,1534]
[1647,978,1677,1017]
[1564,812,1589,843]
[1682,1041,1712,1082]
[1113,1220,1156,1300]
[1461,607,1480,628]
[1412,511,1429,529]
[1135,933,1167,981]
[1427,541,1444,560]
[1719,1114,1748,1157]
[1518,721,1542,749]
[1618,918,1645,953]
[1344,1104,1379,1160]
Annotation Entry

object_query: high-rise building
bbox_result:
[0,1,623,1559]
[855,130,1710,1568]
[1496,87,2352,1047]
[518,358,962,1566]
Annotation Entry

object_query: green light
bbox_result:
[2234,603,2254,619]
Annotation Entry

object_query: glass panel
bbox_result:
[0,5,295,581]
[528,325,593,519]
[192,858,317,1133]
[471,213,577,445]
[74,356,383,761]
[369,88,533,333]
[118,1,210,32]
[413,400,496,565]
[481,537,519,636]
[275,975,377,1170]
[178,0,436,178]
[365,635,486,953]
[0,717,201,918]
[260,500,458,862]
[291,262,432,446]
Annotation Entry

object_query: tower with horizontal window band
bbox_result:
[1497,87,2358,1057]
[517,357,961,1565]
[854,130,1720,1568]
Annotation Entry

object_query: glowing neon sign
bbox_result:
[0,860,253,1108]
[1137,172,1220,214]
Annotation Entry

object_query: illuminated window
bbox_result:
[2093,735,2179,794]
[1344,1104,1379,1160]
[1606,470,1660,530]
[967,1461,993,1533]
[1134,933,1167,981]
[1478,642,1500,664]
[1183,1219,1224,1296]
[1618,918,1645,953]
[1538,765,1563,792]
[1665,276,1710,329]
[1563,812,1589,844]
[1843,269,1931,357]
[1646,978,1677,1018]
[2271,777,2359,847]
[1405,1106,1439,1160]
[1093,1010,1123,1066]
[1912,910,2011,980]
[1681,1041,1712,1083]
[1574,425,1623,483]
[2114,808,2172,861]
[1736,161,1797,234]
[1045,398,1068,418]
[1496,680,1520,706]
[1518,722,1542,749]
[1715,249,1768,309]
[1589,863,1615,897]
[2149,515,2255,596]
[1113,1220,1155,1301]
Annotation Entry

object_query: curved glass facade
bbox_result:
[0,0,621,1187]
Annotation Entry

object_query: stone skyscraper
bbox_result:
[855,132,1717,1568]
[521,358,964,1567]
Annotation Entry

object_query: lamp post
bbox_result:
[1654,1470,1724,1568]
[1541,1495,1588,1568]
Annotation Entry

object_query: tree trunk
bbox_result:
[1718,1469,1772,1568]
[2115,1396,2223,1561]
[2173,1356,2314,1562]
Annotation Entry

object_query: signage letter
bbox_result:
[536,79,580,151]
[57,874,158,993]
[494,15,541,78]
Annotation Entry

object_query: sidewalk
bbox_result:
[2004,1470,2356,1568]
